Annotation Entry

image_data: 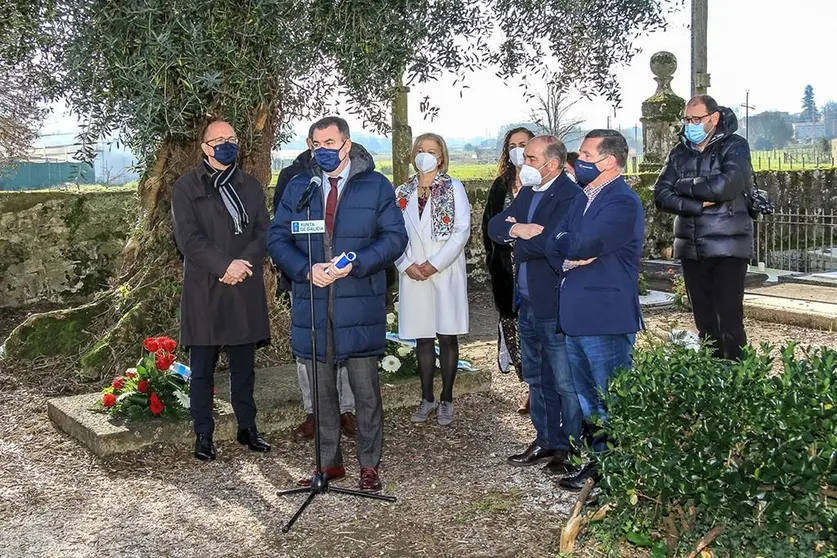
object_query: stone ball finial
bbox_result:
[650,51,677,79]
[649,51,677,95]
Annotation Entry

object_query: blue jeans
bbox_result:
[565,334,635,453]
[518,300,582,452]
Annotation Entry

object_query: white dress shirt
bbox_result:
[322,160,352,204]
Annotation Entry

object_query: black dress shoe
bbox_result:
[237,427,271,452]
[194,434,216,461]
[507,442,557,467]
[558,461,601,491]
[542,451,580,476]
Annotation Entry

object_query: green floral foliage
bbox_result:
[592,341,837,555]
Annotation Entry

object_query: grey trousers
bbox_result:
[301,355,383,469]
[297,360,355,415]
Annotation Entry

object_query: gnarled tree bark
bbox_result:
[3,110,288,380]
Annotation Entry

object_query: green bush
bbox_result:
[591,341,837,556]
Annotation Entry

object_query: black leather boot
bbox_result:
[237,426,271,452]
[194,433,217,461]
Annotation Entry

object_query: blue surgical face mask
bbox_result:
[211,142,238,165]
[574,157,605,186]
[684,123,710,145]
[313,142,346,172]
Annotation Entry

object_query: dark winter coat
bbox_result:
[653,107,755,261]
[272,150,313,292]
[482,176,516,319]
[272,150,312,216]
[267,144,408,362]
[487,173,582,323]
[171,163,271,348]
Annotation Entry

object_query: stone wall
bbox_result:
[0,189,135,307]
[2,169,835,307]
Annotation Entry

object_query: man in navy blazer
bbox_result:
[488,136,583,477]
[546,129,644,491]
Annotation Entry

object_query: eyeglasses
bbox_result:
[681,113,715,125]
[205,136,238,146]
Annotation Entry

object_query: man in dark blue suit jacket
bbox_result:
[488,136,583,477]
[546,129,644,491]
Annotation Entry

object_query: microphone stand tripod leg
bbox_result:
[281,491,317,533]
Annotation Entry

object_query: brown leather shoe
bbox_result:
[517,392,530,415]
[297,465,346,487]
[341,412,357,438]
[293,414,315,438]
[359,467,382,492]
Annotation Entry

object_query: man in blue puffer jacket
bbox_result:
[268,116,408,492]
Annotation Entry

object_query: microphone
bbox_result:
[296,175,322,212]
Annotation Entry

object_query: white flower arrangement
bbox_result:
[380,295,418,378]
[381,355,402,373]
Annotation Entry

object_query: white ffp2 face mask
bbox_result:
[509,147,525,168]
[415,152,439,174]
[519,163,544,187]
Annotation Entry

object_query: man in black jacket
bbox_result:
[172,120,272,460]
[654,95,754,360]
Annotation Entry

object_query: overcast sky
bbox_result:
[42,0,837,142]
[401,0,837,139]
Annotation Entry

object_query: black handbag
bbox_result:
[744,172,774,219]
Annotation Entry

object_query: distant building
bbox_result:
[793,121,827,141]
[823,107,837,138]
[777,112,796,124]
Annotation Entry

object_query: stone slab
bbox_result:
[641,260,769,292]
[47,363,491,457]
[743,293,837,331]
[639,290,675,308]
[779,271,837,289]
[746,283,837,305]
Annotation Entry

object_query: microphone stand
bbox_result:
[278,199,396,534]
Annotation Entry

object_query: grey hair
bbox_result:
[585,129,629,169]
[538,135,567,167]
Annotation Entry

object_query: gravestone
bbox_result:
[640,52,686,173]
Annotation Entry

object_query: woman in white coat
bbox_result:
[395,133,470,426]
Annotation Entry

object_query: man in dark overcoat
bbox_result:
[172,120,272,461]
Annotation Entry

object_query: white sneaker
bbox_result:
[411,399,438,423]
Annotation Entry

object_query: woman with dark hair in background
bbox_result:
[481,126,534,414]
[565,151,579,182]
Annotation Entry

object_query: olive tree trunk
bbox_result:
[3,111,288,379]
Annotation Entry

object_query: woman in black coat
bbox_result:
[481,126,534,413]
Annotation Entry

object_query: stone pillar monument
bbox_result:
[639,52,685,173]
